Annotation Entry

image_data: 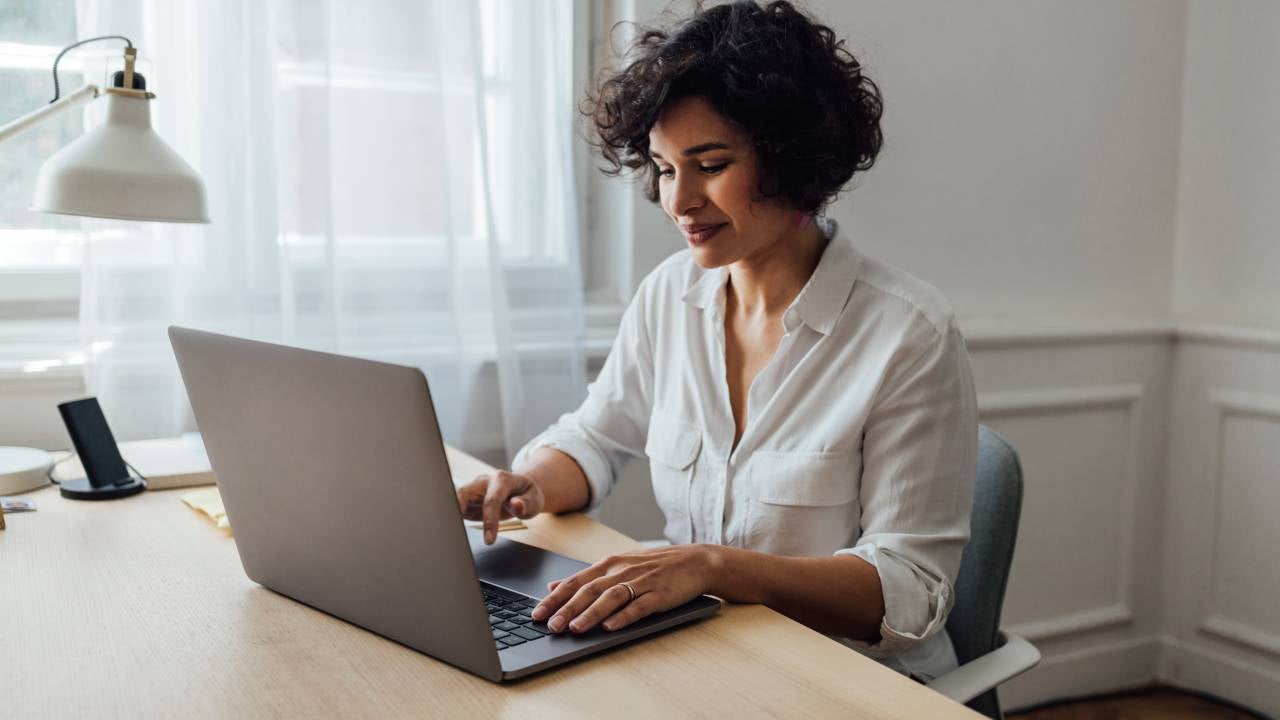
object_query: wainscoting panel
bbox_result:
[981,389,1141,639]
[1159,337,1280,717]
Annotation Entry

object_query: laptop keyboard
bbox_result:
[481,581,552,651]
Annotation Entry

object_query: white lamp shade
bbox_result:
[32,92,209,223]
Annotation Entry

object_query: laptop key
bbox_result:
[492,629,510,640]
[510,626,543,641]
[495,639,509,649]
[495,610,518,620]
[488,615,503,625]
[513,614,533,625]
[495,621,519,631]
[528,620,551,634]
[502,635,526,646]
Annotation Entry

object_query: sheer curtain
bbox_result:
[74,0,586,463]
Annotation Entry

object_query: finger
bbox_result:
[601,591,662,632]
[481,474,513,544]
[547,577,615,633]
[507,496,524,517]
[532,566,605,622]
[567,583,635,634]
[456,475,489,518]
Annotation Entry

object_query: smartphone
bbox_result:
[57,397,132,487]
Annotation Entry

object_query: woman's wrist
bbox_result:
[701,544,769,604]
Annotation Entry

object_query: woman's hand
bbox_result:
[456,471,545,544]
[530,544,723,634]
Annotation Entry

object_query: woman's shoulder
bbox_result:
[848,249,957,338]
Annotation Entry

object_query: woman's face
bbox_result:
[649,96,799,269]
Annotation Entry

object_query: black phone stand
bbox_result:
[57,474,146,500]
[56,397,147,500]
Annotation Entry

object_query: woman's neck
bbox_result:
[725,222,827,322]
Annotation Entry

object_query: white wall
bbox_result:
[1159,2,1280,714]
[1173,0,1280,330]
[625,0,1187,322]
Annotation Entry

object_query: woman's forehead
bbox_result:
[649,96,747,158]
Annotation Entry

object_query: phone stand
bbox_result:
[58,474,146,500]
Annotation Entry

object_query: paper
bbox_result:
[181,486,230,531]
[464,517,525,531]
[1,496,37,513]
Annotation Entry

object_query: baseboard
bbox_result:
[1159,636,1280,719]
[1000,635,1161,712]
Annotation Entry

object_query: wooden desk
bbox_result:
[3,447,978,718]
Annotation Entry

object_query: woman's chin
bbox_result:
[688,244,732,269]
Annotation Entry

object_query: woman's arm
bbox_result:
[709,545,885,642]
[531,542,886,643]
[515,446,591,515]
[457,446,592,543]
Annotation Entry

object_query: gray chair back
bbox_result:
[946,426,1025,719]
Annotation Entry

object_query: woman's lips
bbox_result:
[681,223,726,245]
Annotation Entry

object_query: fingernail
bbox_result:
[531,606,546,619]
[549,616,565,632]
[569,620,583,632]
[603,621,616,631]
[485,531,494,543]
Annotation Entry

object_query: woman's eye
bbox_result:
[657,167,675,178]
[700,163,729,174]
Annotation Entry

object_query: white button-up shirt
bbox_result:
[515,218,977,681]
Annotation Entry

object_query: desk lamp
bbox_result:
[0,36,209,503]
[0,35,209,223]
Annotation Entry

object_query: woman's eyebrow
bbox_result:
[650,141,732,161]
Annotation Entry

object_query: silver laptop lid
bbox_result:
[169,326,502,681]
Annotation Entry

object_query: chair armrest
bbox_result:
[926,630,1041,704]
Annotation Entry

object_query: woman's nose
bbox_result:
[669,172,705,217]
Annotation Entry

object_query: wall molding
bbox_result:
[1177,322,1280,354]
[1159,636,1280,719]
[1196,390,1280,661]
[1002,635,1162,713]
[1008,604,1135,644]
[1200,614,1280,660]
[977,384,1144,417]
[979,383,1145,645]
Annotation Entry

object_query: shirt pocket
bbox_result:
[742,451,861,556]
[645,410,702,545]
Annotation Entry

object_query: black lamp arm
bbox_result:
[49,35,135,104]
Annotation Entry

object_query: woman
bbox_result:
[457,0,977,682]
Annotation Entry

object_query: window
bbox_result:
[0,0,84,372]
[0,0,588,372]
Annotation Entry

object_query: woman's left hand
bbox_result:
[530,544,722,634]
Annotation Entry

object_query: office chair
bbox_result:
[927,426,1041,718]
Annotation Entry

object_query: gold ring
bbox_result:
[620,581,637,603]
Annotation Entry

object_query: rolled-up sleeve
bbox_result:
[512,278,656,511]
[834,316,977,653]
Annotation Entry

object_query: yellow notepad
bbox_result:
[181,486,230,531]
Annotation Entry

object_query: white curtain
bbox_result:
[73,0,586,463]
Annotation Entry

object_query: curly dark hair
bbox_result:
[583,0,884,214]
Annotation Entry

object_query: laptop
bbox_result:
[168,326,720,682]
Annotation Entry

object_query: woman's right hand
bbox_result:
[456,470,546,544]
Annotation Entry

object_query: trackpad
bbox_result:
[468,528,590,599]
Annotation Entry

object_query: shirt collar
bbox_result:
[681,217,862,336]
[681,264,728,311]
[787,216,862,335]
